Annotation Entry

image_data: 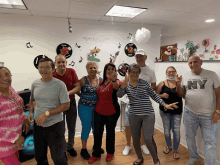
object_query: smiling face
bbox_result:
[135,54,147,65]
[166,67,177,79]
[55,55,67,70]
[87,63,98,76]
[0,68,12,90]
[188,56,202,74]
[106,65,116,77]
[38,61,55,80]
[128,67,140,82]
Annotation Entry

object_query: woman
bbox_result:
[78,61,103,160]
[156,66,183,159]
[117,64,178,165]
[88,63,121,164]
[0,67,29,165]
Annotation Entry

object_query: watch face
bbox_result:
[124,43,137,57]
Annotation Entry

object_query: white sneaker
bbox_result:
[141,145,150,155]
[122,146,132,156]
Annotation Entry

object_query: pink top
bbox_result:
[0,87,27,158]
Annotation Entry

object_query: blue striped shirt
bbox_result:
[117,79,164,115]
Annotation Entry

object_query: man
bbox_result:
[123,49,157,156]
[176,55,220,165]
[53,54,81,157]
[28,57,70,165]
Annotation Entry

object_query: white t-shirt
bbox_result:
[139,65,157,83]
[182,69,220,116]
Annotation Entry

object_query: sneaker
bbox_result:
[141,145,150,155]
[88,156,100,164]
[106,154,114,162]
[122,146,132,156]
[67,148,77,157]
[80,149,91,160]
[186,158,199,165]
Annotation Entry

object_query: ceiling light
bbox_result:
[105,5,147,18]
[205,19,215,23]
[0,0,26,9]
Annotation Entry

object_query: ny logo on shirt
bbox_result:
[187,79,207,89]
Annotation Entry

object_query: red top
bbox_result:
[53,68,79,101]
[95,79,121,116]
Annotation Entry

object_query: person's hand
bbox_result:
[27,112,34,123]
[15,135,24,150]
[121,74,129,89]
[176,74,182,85]
[23,119,30,134]
[35,113,49,126]
[211,110,220,123]
[161,93,169,99]
[164,102,178,110]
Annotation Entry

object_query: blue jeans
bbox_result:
[183,107,219,165]
[160,111,182,151]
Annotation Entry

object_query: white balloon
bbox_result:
[135,27,151,43]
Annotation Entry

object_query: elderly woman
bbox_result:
[0,67,29,165]
[78,61,102,160]
[88,63,121,164]
[117,64,178,165]
[156,66,183,159]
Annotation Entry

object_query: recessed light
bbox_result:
[0,0,26,9]
[205,19,215,23]
[105,5,147,18]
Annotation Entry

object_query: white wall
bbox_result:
[0,14,161,135]
[159,27,220,164]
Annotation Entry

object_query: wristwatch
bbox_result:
[45,111,50,117]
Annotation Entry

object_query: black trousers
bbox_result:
[34,121,68,165]
[92,109,120,157]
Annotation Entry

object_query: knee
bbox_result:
[164,128,170,137]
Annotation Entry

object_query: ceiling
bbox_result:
[0,0,219,38]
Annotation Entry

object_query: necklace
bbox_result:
[0,89,23,114]
[100,81,112,92]
[88,76,99,87]
[128,81,139,98]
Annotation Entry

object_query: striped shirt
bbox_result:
[117,79,164,115]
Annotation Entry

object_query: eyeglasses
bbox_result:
[167,71,176,74]
[131,71,139,75]
[38,66,52,69]
[0,74,12,80]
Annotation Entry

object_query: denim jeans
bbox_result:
[160,110,182,151]
[183,107,219,165]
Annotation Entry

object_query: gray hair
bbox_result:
[128,63,141,74]
[86,61,98,70]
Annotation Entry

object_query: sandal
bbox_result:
[163,147,172,154]
[133,158,143,165]
[173,151,180,159]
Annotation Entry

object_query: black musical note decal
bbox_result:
[26,42,33,48]
[69,61,75,66]
[118,42,122,49]
[79,56,83,63]
[127,33,132,39]
[75,43,81,48]
[110,54,114,63]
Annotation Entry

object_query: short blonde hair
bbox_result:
[86,61,98,70]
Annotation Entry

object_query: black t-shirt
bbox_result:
[159,82,183,114]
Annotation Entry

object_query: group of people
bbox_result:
[0,49,220,165]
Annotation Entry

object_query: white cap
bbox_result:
[135,49,146,56]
